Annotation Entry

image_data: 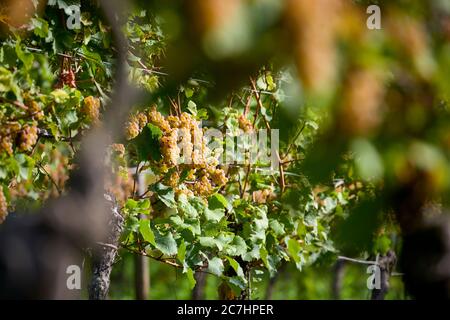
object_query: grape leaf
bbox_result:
[139,220,156,246]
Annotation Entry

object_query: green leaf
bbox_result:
[125,198,138,210]
[228,276,246,292]
[185,243,204,268]
[170,215,201,236]
[81,45,105,71]
[14,154,33,182]
[133,123,163,161]
[260,246,269,269]
[152,183,176,208]
[177,240,187,264]
[207,257,224,276]
[154,229,178,256]
[178,194,198,218]
[15,42,34,70]
[223,236,247,257]
[266,74,276,91]
[30,17,52,41]
[253,207,269,231]
[139,220,156,246]
[187,100,197,115]
[197,108,209,120]
[139,199,151,211]
[226,256,245,278]
[121,215,140,243]
[0,67,13,93]
[208,193,229,210]
[242,244,261,261]
[51,89,70,103]
[269,219,285,236]
[125,198,152,215]
[184,87,194,98]
[374,235,391,255]
[260,246,278,275]
[179,169,190,183]
[186,268,196,289]
[286,238,301,264]
[199,236,224,250]
[204,208,225,222]
[0,167,6,180]
[286,237,305,270]
[60,110,79,129]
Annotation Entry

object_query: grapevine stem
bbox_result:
[0,97,28,110]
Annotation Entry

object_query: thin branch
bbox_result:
[243,88,292,98]
[25,46,82,60]
[96,242,119,250]
[240,163,251,198]
[2,110,42,123]
[284,121,306,160]
[125,243,219,277]
[338,256,378,265]
[243,95,251,117]
[0,97,28,110]
[168,96,180,117]
[234,93,248,108]
[177,91,182,115]
[391,272,404,276]
[132,162,141,198]
[136,57,169,76]
[68,128,76,154]
[124,246,181,268]
[30,136,41,156]
[250,79,261,128]
[271,150,285,195]
[281,157,305,165]
[249,78,271,130]
[37,162,62,195]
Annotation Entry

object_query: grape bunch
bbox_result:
[125,106,228,197]
[0,121,19,155]
[238,114,253,133]
[18,123,38,152]
[82,96,101,123]
[0,121,33,155]
[0,97,47,156]
[0,134,13,155]
[28,101,44,121]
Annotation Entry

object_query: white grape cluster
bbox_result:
[82,96,101,123]
[125,106,228,197]
[18,124,38,152]
[0,121,38,155]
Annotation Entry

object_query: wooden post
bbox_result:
[332,260,346,300]
[133,168,150,300]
